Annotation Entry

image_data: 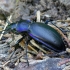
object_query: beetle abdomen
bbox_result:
[29,22,66,52]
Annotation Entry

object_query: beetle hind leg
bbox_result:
[24,36,31,66]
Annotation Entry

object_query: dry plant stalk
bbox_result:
[57,20,70,23]
[36,10,40,22]
[28,45,38,54]
[0,15,12,40]
[19,39,38,54]
[30,40,47,54]
[52,26,70,47]
[0,26,3,31]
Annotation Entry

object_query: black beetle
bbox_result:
[6,20,66,52]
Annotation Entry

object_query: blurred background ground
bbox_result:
[0,0,70,70]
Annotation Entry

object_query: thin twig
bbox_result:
[51,25,70,47]
[30,40,47,54]
[0,15,12,40]
[57,20,70,23]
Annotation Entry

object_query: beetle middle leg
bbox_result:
[15,35,30,66]
[24,36,31,66]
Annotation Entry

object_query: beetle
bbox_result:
[6,20,66,52]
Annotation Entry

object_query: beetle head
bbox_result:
[5,23,17,33]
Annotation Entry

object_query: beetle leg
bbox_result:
[15,37,24,45]
[25,36,30,66]
[15,34,27,45]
